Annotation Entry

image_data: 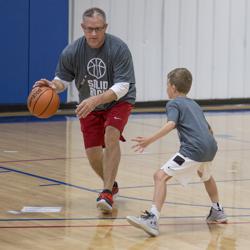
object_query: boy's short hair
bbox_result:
[167,68,192,94]
[82,7,106,23]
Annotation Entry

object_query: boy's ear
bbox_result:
[172,84,177,92]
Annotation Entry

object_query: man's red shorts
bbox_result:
[80,102,133,148]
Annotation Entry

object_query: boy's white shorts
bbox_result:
[161,152,212,186]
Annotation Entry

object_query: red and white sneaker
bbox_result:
[96,190,113,213]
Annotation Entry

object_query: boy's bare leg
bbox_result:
[197,171,219,203]
[152,169,172,211]
[126,169,171,237]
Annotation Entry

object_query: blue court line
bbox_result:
[2,163,250,190]
[0,165,97,193]
[39,183,61,187]
[1,165,250,211]
[2,162,248,188]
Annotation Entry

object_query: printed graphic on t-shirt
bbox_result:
[87,58,106,79]
[87,57,108,96]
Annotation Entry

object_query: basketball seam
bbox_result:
[31,89,51,113]
[38,90,56,117]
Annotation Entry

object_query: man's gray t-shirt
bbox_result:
[166,97,218,162]
[55,33,136,110]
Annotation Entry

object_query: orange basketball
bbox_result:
[27,86,60,118]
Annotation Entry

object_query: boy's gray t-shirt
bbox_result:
[166,97,218,162]
[55,33,136,110]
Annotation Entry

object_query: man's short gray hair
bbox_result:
[82,7,106,23]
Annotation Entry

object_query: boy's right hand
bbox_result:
[131,136,151,153]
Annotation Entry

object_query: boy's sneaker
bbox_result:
[96,190,113,213]
[112,181,119,199]
[126,210,159,237]
[206,207,228,224]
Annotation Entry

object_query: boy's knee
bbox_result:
[197,170,211,182]
[154,169,170,183]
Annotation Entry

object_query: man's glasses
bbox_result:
[83,26,106,33]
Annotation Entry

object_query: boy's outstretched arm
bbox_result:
[132,120,176,153]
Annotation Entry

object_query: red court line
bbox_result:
[0,221,250,229]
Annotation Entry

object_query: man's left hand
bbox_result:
[75,96,99,118]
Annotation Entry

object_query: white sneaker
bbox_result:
[126,210,159,237]
[206,207,228,224]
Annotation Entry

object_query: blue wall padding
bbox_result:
[0,0,68,104]
[29,0,68,102]
[0,0,30,104]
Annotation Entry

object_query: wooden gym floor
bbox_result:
[0,106,250,249]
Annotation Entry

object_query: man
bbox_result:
[35,7,136,213]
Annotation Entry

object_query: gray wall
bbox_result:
[68,0,250,102]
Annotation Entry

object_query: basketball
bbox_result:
[27,86,60,118]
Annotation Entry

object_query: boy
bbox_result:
[126,68,227,237]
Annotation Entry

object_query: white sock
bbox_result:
[150,204,160,220]
[212,202,223,211]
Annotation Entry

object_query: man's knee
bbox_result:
[104,126,120,147]
[86,146,102,161]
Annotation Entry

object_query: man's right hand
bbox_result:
[33,78,57,90]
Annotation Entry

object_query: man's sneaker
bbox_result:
[206,207,228,224]
[112,181,119,199]
[126,210,159,237]
[96,191,113,213]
